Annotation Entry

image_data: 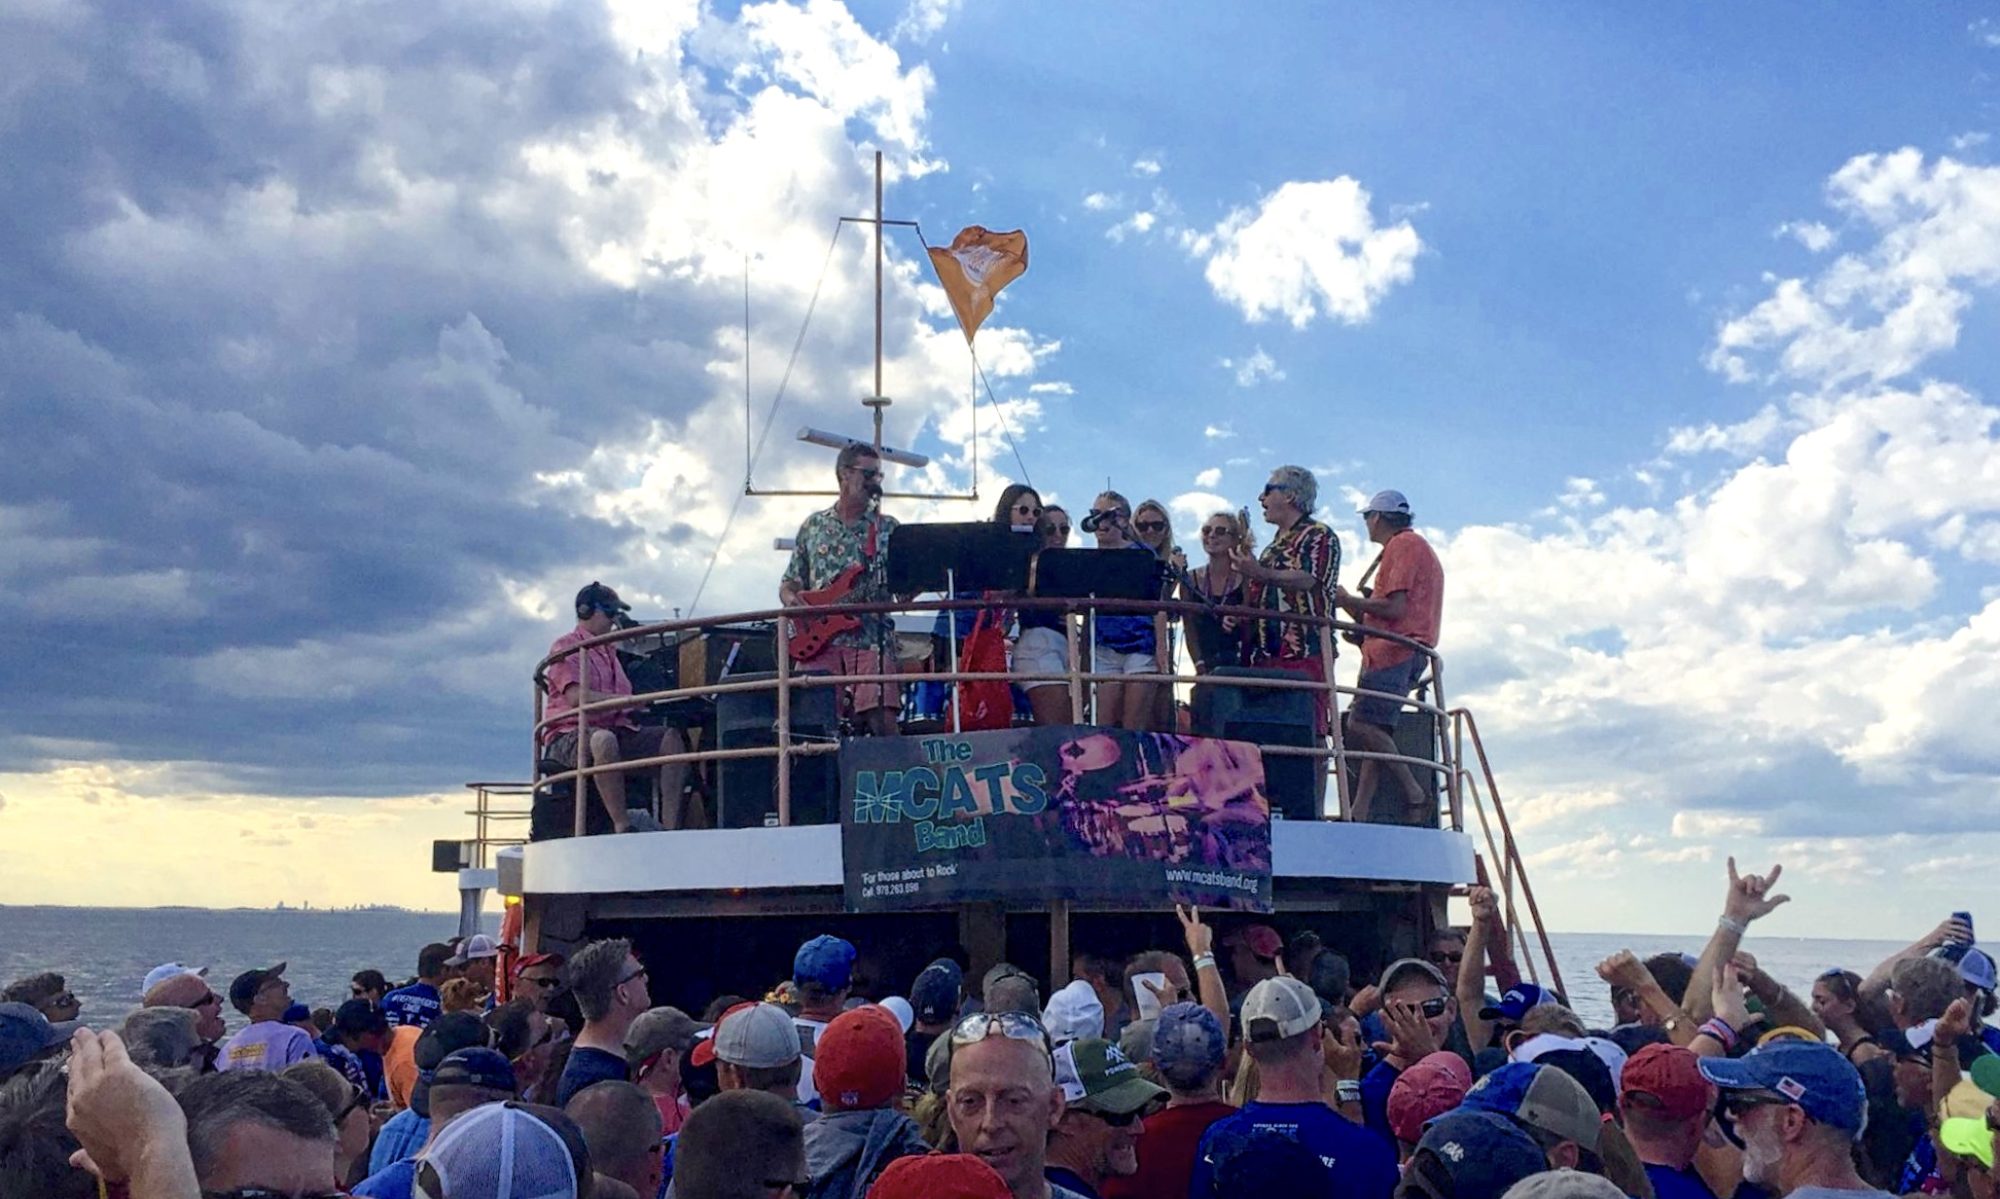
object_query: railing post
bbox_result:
[775,610,794,828]
[573,644,590,839]
[1319,623,1350,821]
[1064,606,1084,725]
[1432,656,1458,831]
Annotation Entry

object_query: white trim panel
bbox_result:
[522,823,1477,896]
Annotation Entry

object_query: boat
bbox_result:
[447,155,1565,1011]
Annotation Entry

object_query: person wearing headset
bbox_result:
[540,582,695,834]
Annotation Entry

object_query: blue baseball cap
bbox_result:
[1480,983,1558,1023]
[1151,1002,1226,1086]
[0,1002,74,1075]
[1697,1041,1867,1139]
[1960,948,1997,993]
[1411,1110,1551,1199]
[910,959,963,1025]
[432,1047,519,1093]
[282,1003,313,1024]
[794,935,857,991]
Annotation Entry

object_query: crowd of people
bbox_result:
[4,857,1998,1199]
[542,450,1448,834]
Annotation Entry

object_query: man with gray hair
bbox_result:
[1336,488,1444,822]
[1228,464,1340,743]
[779,441,901,736]
[557,938,649,1105]
[120,1007,203,1071]
[174,1069,339,1195]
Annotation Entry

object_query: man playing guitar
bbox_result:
[778,443,900,735]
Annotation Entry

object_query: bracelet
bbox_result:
[1698,1017,1739,1050]
[1717,915,1748,935]
[1335,1079,1362,1102]
[1192,953,1217,972]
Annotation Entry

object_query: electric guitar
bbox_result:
[787,564,865,662]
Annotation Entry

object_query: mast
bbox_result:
[868,149,888,453]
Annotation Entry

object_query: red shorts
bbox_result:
[795,644,891,715]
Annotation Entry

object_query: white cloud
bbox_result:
[1670,812,1765,839]
[1219,346,1285,388]
[1132,156,1162,176]
[1029,381,1074,395]
[1204,423,1236,440]
[1555,477,1604,510]
[1082,191,1119,211]
[1194,467,1222,489]
[1167,490,1231,528]
[1106,210,1156,242]
[1709,150,2000,386]
[1973,19,2000,48]
[1951,132,1991,153]
[1194,178,1422,328]
[891,0,960,43]
[1664,403,1787,457]
[1775,220,1836,252]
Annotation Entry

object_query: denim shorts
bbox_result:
[1352,655,1421,728]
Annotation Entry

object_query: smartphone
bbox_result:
[1130,971,1170,1022]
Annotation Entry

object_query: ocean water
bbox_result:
[0,905,1905,1033]
[0,906,496,1033]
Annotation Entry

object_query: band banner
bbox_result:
[841,725,1273,913]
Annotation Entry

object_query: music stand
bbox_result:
[885,523,1037,733]
[1030,549,1168,725]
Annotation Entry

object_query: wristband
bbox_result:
[1698,1017,1739,1051]
[1193,953,1217,972]
[1335,1079,1362,1103]
[1717,915,1748,935]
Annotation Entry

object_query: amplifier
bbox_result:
[678,623,777,688]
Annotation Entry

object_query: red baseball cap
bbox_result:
[1226,924,1283,960]
[1387,1051,1473,1144]
[1620,1043,1710,1120]
[815,1005,906,1111]
[866,1154,1011,1199]
[512,953,563,977]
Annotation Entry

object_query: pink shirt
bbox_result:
[541,625,637,745]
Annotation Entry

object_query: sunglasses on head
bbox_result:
[1134,519,1166,533]
[950,1010,1054,1059]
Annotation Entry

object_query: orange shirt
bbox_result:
[1360,530,1443,672]
[384,1025,422,1110]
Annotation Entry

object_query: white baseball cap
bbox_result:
[141,963,206,1000]
[448,934,501,966]
[1360,489,1412,516]
[1241,976,1321,1043]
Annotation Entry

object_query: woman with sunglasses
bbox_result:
[1174,508,1253,675]
[1016,505,1078,725]
[1811,969,1892,1065]
[1086,490,1161,731]
[916,483,1044,724]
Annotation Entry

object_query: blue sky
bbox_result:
[2,0,1998,938]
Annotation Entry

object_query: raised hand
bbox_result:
[1724,857,1791,924]
[1371,999,1442,1067]
[1927,914,1975,950]
[1322,1017,1366,1081]
[1468,885,1499,924]
[1349,983,1383,1018]
[65,1029,191,1185]
[1712,961,1753,1031]
[1175,904,1214,958]
[1939,996,1975,1043]
[1596,949,1655,994]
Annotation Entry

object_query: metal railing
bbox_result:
[528,595,1457,837]
[1450,707,1566,999]
[463,782,532,869]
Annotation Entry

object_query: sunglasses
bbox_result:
[950,1010,1054,1059]
[1260,483,1292,497]
[518,974,560,987]
[1013,502,1043,515]
[847,466,883,481]
[1717,1092,1798,1148]
[1399,996,1449,1019]
[334,1085,369,1125]
[1134,520,1167,533]
[1049,524,1071,537]
[184,992,223,1010]
[1200,526,1233,537]
[1080,1107,1143,1127]
[1429,951,1464,964]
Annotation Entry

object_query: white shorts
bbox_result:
[1012,626,1068,691]
[1091,645,1158,676]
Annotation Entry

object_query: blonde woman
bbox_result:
[1174,508,1254,674]
[1085,490,1158,730]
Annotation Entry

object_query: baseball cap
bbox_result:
[282,1003,313,1025]
[228,963,288,1015]
[1461,1061,1603,1152]
[879,997,915,1033]
[1942,1078,1996,1121]
[1361,489,1412,516]
[793,935,857,991]
[1481,984,1558,1024]
[691,1002,800,1069]
[911,959,964,1025]
[1939,1116,1996,1170]
[574,581,628,616]
[1241,976,1321,1043]
[1224,924,1283,960]
[334,998,389,1038]
[815,1006,906,1110]
[1151,1002,1226,1086]
[1501,1171,1628,1199]
[0,1002,73,1074]
[625,1007,701,1065]
[1380,957,1450,994]
[1514,1034,1628,1088]
[514,952,564,978]
[1408,1109,1551,1199]
[412,1011,494,1119]
[448,934,501,968]
[415,1101,588,1199]
[141,962,206,1000]
[1042,979,1105,1045]
[1620,1043,1710,1121]
[865,1153,1011,1199]
[1388,1051,1474,1144]
[1961,948,1998,993]
[1697,1040,1868,1138]
[1052,1038,1168,1115]
[432,1047,518,1093]
[1971,1053,2000,1099]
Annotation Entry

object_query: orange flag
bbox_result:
[927,226,1029,342]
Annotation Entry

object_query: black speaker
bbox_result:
[431,840,468,873]
[715,673,840,827]
[1193,667,1324,821]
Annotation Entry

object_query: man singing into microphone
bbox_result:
[779,443,901,735]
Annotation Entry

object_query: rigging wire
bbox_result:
[687,224,846,616]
